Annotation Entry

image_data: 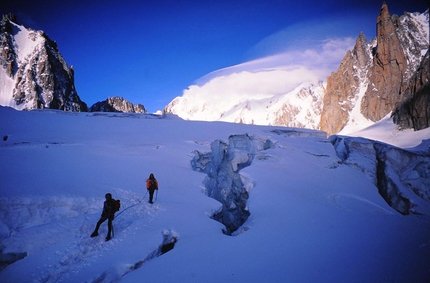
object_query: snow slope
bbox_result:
[0,106,429,282]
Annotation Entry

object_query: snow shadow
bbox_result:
[0,243,26,271]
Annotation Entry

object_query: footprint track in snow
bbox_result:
[31,190,161,282]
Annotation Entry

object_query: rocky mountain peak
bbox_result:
[374,3,407,70]
[0,14,87,111]
[319,3,428,135]
[89,96,146,113]
[320,31,372,135]
[360,3,407,122]
[353,32,370,69]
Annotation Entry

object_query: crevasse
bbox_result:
[191,133,273,235]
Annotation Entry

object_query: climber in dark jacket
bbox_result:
[91,193,116,241]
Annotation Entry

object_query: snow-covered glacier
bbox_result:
[1,106,429,282]
[192,130,430,235]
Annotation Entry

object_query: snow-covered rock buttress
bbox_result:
[330,136,430,216]
[191,134,274,234]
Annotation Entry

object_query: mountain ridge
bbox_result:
[165,4,429,136]
[0,4,428,132]
[89,96,147,113]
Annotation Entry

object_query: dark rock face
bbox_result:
[361,3,408,122]
[0,14,18,77]
[89,96,146,113]
[0,14,87,111]
[392,49,430,130]
[13,37,87,111]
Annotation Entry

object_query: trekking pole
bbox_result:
[156,190,158,201]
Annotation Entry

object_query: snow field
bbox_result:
[0,107,429,282]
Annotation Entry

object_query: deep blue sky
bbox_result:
[1,0,428,112]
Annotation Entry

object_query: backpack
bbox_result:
[112,199,120,212]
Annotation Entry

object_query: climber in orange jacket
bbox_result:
[146,173,159,204]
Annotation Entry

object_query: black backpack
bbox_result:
[112,199,120,212]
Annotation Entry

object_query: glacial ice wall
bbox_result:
[330,136,430,216]
[191,134,274,234]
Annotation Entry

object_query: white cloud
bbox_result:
[187,66,317,104]
[246,13,370,60]
[193,36,354,94]
[171,36,355,120]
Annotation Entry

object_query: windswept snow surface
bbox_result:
[0,106,429,282]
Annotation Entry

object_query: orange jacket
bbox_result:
[146,178,159,190]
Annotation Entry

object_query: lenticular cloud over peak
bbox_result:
[198,36,355,86]
[166,37,355,122]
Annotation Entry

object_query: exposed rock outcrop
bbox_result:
[13,37,87,111]
[392,48,430,130]
[360,3,407,122]
[320,4,428,135]
[89,96,146,113]
[320,33,371,135]
[0,14,17,77]
[395,10,430,79]
[0,14,87,111]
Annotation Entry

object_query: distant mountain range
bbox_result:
[165,3,429,135]
[0,3,428,135]
[89,96,146,113]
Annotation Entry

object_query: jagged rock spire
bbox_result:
[320,32,371,135]
[360,2,407,122]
